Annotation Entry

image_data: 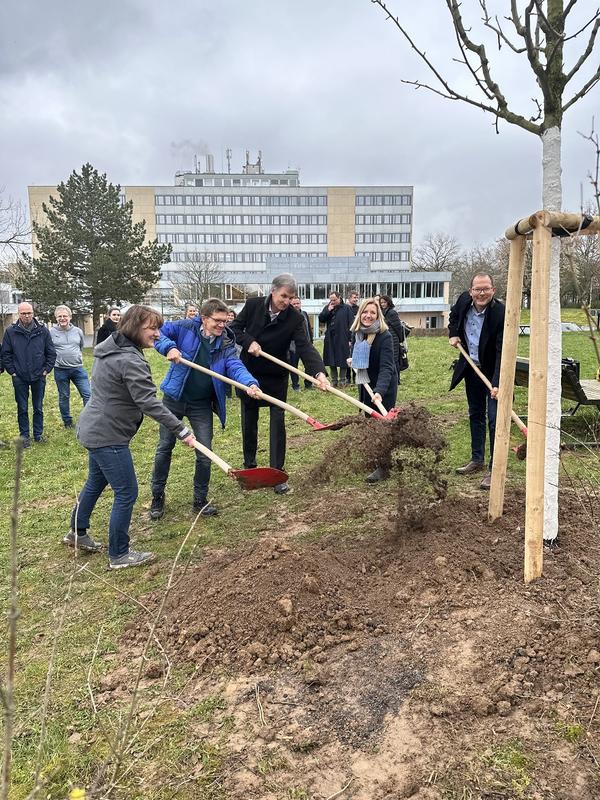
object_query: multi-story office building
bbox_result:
[28,154,451,330]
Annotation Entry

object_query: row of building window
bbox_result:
[356,214,412,225]
[356,233,411,243]
[356,195,412,206]
[158,233,327,245]
[156,277,444,302]
[156,194,327,207]
[356,252,411,261]
[169,251,328,263]
[156,214,327,226]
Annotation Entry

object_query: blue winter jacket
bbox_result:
[154,318,259,428]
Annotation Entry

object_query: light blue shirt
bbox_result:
[465,303,486,364]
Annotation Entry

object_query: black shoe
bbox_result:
[21,437,32,449]
[193,498,218,516]
[365,466,390,484]
[274,482,291,495]
[455,460,485,475]
[34,436,47,444]
[291,385,300,392]
[150,493,165,521]
[64,421,73,429]
[243,463,257,470]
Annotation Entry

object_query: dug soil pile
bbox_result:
[115,486,600,799]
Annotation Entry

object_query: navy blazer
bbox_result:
[448,292,505,390]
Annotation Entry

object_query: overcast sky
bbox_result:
[1,0,599,250]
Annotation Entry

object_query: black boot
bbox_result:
[150,493,165,520]
[365,466,390,484]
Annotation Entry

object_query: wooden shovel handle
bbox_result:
[257,350,383,418]
[193,439,232,475]
[456,342,527,435]
[362,381,388,416]
[178,356,312,423]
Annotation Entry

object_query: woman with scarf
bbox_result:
[348,298,398,483]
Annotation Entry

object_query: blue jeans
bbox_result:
[12,376,46,439]
[71,446,138,558]
[151,394,213,501]
[54,366,91,425]
[464,368,498,467]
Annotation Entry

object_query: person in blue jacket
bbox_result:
[2,301,56,446]
[150,297,261,519]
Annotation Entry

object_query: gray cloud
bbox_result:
[2,0,599,249]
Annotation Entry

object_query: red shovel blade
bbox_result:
[229,467,288,490]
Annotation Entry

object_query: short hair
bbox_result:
[200,298,228,317]
[470,272,495,288]
[118,305,163,346]
[184,301,198,312]
[107,306,120,315]
[350,298,389,334]
[329,291,342,300]
[379,294,394,308]
[55,304,72,316]
[348,289,359,297]
[271,273,297,294]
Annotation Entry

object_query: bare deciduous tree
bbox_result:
[0,193,30,262]
[371,0,600,540]
[172,256,225,308]
[412,232,462,273]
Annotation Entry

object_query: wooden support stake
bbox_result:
[489,236,526,521]
[524,216,551,583]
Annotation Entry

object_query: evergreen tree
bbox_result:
[18,163,171,325]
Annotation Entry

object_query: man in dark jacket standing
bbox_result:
[230,274,329,494]
[449,273,505,490]
[2,302,56,446]
[319,291,354,387]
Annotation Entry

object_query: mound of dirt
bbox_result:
[308,402,446,483]
[114,487,600,799]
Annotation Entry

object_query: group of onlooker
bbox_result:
[0,302,90,447]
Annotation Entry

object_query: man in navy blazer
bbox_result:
[448,273,505,490]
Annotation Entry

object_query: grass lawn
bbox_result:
[0,326,599,798]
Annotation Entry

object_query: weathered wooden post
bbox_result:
[489,235,526,521]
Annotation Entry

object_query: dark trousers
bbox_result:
[12,376,46,439]
[71,445,138,558]
[289,350,312,390]
[151,394,213,501]
[54,366,91,425]
[464,368,497,467]
[240,397,286,470]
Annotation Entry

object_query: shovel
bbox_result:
[257,351,401,422]
[192,440,287,490]
[456,342,528,459]
[177,356,334,430]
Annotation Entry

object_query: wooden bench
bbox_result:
[514,356,600,415]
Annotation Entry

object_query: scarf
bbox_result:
[351,320,380,384]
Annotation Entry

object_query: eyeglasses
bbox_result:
[471,288,493,294]
[19,312,33,316]
[208,318,227,326]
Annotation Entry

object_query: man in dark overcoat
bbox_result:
[319,291,354,387]
[448,273,505,490]
[230,274,329,494]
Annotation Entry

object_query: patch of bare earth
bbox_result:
[102,484,600,799]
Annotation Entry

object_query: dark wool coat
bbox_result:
[448,292,505,390]
[351,330,398,412]
[2,320,56,382]
[382,306,406,363]
[230,295,325,399]
[319,302,354,367]
[96,318,118,344]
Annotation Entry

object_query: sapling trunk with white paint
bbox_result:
[542,126,562,542]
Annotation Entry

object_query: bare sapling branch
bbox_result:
[1,439,24,800]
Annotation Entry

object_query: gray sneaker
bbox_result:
[109,550,156,570]
[62,530,103,552]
